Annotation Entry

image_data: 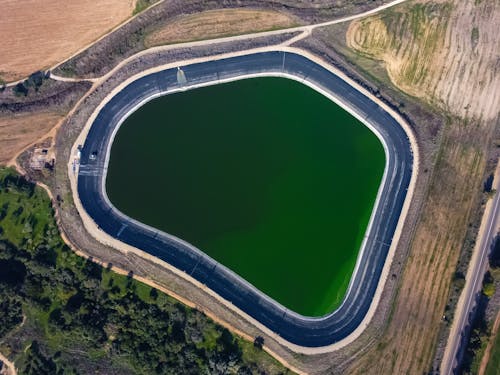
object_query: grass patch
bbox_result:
[133,0,157,15]
[485,326,500,375]
[471,26,480,46]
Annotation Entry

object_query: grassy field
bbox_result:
[0,167,291,374]
[144,8,298,47]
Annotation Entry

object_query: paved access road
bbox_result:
[441,170,500,374]
[77,52,413,347]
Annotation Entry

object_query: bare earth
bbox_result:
[0,112,63,164]
[346,0,500,120]
[145,9,299,47]
[0,351,16,375]
[0,0,135,82]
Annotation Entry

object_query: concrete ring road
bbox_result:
[76,51,414,348]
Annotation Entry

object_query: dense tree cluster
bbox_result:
[12,71,50,97]
[0,168,287,375]
[20,341,77,375]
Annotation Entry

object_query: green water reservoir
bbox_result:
[106,77,385,316]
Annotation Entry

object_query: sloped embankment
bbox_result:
[346,0,500,121]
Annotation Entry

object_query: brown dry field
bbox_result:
[346,0,500,121]
[332,0,500,373]
[349,119,489,374]
[0,112,63,165]
[145,9,298,47]
[0,0,135,82]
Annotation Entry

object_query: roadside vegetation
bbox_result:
[12,71,51,97]
[460,271,496,374]
[133,0,159,15]
[0,167,290,374]
[484,322,500,375]
[461,238,500,374]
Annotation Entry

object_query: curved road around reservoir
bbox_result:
[76,51,414,347]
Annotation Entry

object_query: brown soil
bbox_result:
[53,0,394,79]
[346,0,500,121]
[0,0,135,82]
[145,9,298,47]
[0,351,16,375]
[0,112,63,165]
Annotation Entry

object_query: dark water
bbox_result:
[106,77,385,316]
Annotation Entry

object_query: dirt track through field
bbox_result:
[0,351,16,375]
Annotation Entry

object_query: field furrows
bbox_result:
[0,0,135,82]
[346,0,500,120]
[350,120,490,374]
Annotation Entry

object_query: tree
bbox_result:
[490,235,500,268]
[149,287,158,300]
[0,296,23,337]
[22,341,59,375]
[26,71,45,91]
[13,82,28,96]
[253,336,264,349]
[0,258,26,286]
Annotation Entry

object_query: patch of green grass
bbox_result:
[471,26,480,46]
[133,0,156,15]
[483,282,496,297]
[485,326,500,375]
[198,324,219,351]
[0,168,60,251]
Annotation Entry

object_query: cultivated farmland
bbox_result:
[145,9,298,47]
[0,0,136,82]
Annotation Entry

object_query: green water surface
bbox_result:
[106,77,385,316]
